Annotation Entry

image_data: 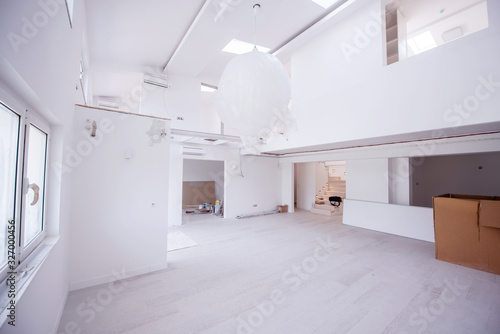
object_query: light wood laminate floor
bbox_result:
[59,211,500,334]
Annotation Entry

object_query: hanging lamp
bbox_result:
[216,4,295,151]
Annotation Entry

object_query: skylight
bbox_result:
[310,0,340,9]
[222,39,270,55]
[201,83,217,92]
[407,31,437,55]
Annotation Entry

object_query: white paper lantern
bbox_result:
[216,49,293,149]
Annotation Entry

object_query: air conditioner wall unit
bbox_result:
[97,96,121,109]
[182,146,206,156]
[144,73,171,89]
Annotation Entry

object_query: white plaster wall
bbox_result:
[326,161,346,181]
[141,74,199,130]
[388,157,411,205]
[69,106,170,290]
[224,156,283,218]
[281,162,295,213]
[141,75,221,134]
[296,162,316,210]
[346,158,389,203]
[343,199,435,243]
[315,162,329,196]
[168,144,184,226]
[265,0,500,152]
[169,143,283,222]
[0,0,86,331]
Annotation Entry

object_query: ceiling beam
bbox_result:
[163,0,213,74]
[272,0,356,59]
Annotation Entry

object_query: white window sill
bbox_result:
[0,236,60,328]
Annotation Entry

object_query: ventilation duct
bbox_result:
[97,96,121,109]
[181,146,206,156]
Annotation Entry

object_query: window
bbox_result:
[0,101,49,281]
[385,0,489,65]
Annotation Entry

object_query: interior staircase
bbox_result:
[310,176,346,216]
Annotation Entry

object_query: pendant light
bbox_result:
[216,4,295,152]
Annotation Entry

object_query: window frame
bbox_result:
[0,101,50,281]
[19,112,50,262]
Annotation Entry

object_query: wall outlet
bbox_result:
[253,204,257,207]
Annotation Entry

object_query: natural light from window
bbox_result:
[407,31,437,55]
[222,39,270,54]
[385,0,488,65]
[201,83,217,93]
[310,0,340,9]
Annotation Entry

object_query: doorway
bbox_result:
[295,161,346,217]
[181,159,224,224]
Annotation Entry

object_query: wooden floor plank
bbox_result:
[58,211,500,334]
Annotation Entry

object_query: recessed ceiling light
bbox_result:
[310,0,340,9]
[201,83,217,92]
[222,39,270,54]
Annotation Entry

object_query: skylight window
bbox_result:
[407,31,437,55]
[222,39,270,55]
[201,83,217,92]
[310,0,340,9]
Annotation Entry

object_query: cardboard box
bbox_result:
[278,205,288,213]
[433,194,500,275]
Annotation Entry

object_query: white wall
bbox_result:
[343,199,434,243]
[0,0,86,332]
[346,159,389,203]
[69,106,169,290]
[183,159,224,202]
[326,161,346,181]
[168,144,184,226]
[315,162,328,196]
[141,75,221,134]
[296,162,316,210]
[281,162,295,213]
[169,143,240,226]
[224,156,283,218]
[264,0,500,153]
[169,143,283,223]
[388,157,411,205]
[412,152,500,207]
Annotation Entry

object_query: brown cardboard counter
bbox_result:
[433,194,500,275]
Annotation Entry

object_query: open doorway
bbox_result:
[182,159,224,224]
[295,161,346,217]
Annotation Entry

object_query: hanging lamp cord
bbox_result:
[253,4,260,50]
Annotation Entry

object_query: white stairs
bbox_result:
[310,176,346,216]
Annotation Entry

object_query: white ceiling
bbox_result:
[85,0,206,73]
[84,0,348,97]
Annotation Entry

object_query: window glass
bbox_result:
[0,105,20,265]
[23,125,47,246]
